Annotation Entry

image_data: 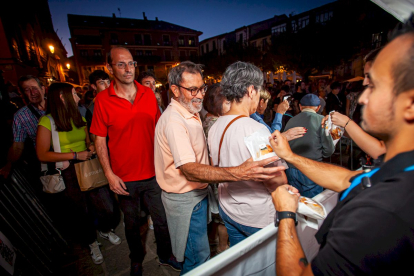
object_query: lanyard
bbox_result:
[340,165,414,201]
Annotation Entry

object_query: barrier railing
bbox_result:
[185,189,338,276]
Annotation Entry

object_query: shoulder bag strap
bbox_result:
[47,116,63,169]
[217,115,247,166]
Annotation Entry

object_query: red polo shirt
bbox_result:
[90,80,160,182]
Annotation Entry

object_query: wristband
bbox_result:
[72,152,76,160]
[344,119,352,129]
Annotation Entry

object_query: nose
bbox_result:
[358,87,369,106]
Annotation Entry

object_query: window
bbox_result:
[291,21,298,33]
[298,16,309,29]
[147,65,154,72]
[206,43,209,53]
[136,50,143,56]
[372,32,383,48]
[213,41,216,50]
[239,33,243,43]
[316,10,333,23]
[145,50,152,56]
[262,39,267,51]
[272,24,287,36]
[180,50,186,57]
[80,50,88,57]
[178,36,185,46]
[94,50,102,56]
[165,50,172,61]
[189,51,196,58]
[201,45,205,54]
[110,33,118,44]
[188,37,195,46]
[163,35,170,46]
[134,34,142,45]
[144,34,151,45]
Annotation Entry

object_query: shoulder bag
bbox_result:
[40,116,66,193]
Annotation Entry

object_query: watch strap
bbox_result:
[276,211,297,226]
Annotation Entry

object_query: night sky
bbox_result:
[48,0,335,57]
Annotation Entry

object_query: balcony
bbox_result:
[78,55,105,64]
[134,55,162,65]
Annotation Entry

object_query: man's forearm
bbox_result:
[285,153,359,192]
[95,137,114,177]
[180,162,240,183]
[276,219,307,276]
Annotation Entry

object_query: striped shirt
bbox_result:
[12,105,45,146]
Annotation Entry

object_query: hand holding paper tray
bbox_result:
[244,127,289,168]
[297,196,327,220]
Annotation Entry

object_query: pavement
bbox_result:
[57,221,182,276]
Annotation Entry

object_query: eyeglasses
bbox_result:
[111,61,137,69]
[176,84,208,96]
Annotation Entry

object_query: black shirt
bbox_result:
[325,92,345,114]
[292,91,306,103]
[311,150,414,275]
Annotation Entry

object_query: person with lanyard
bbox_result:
[268,16,414,275]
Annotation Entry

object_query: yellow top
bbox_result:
[38,115,87,153]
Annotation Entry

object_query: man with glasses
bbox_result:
[154,61,285,274]
[0,75,46,179]
[91,47,180,276]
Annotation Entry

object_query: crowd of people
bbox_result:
[0,15,413,276]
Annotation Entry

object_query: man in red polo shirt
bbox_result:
[91,47,180,276]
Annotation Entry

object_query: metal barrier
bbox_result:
[0,166,69,275]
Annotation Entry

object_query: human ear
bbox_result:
[171,85,180,98]
[403,90,414,122]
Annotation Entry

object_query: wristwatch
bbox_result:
[275,211,298,227]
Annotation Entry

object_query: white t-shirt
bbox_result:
[208,115,280,228]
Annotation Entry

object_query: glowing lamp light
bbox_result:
[66,63,70,70]
[49,45,54,54]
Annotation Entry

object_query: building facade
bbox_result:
[0,0,68,87]
[199,0,399,81]
[68,14,202,85]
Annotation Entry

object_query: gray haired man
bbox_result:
[154,61,285,274]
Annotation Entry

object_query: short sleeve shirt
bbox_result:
[12,105,45,146]
[311,150,414,275]
[90,81,160,182]
[154,99,209,194]
[208,115,283,228]
[38,115,87,153]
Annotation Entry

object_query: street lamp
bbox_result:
[66,63,70,70]
[49,45,54,54]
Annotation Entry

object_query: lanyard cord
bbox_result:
[340,164,414,202]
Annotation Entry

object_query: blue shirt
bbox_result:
[250,112,283,132]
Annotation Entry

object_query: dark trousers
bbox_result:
[60,161,120,245]
[119,177,172,263]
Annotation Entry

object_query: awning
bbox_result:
[62,82,82,88]
[343,76,364,83]
[370,0,414,22]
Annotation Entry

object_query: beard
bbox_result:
[178,93,203,114]
[360,105,392,141]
